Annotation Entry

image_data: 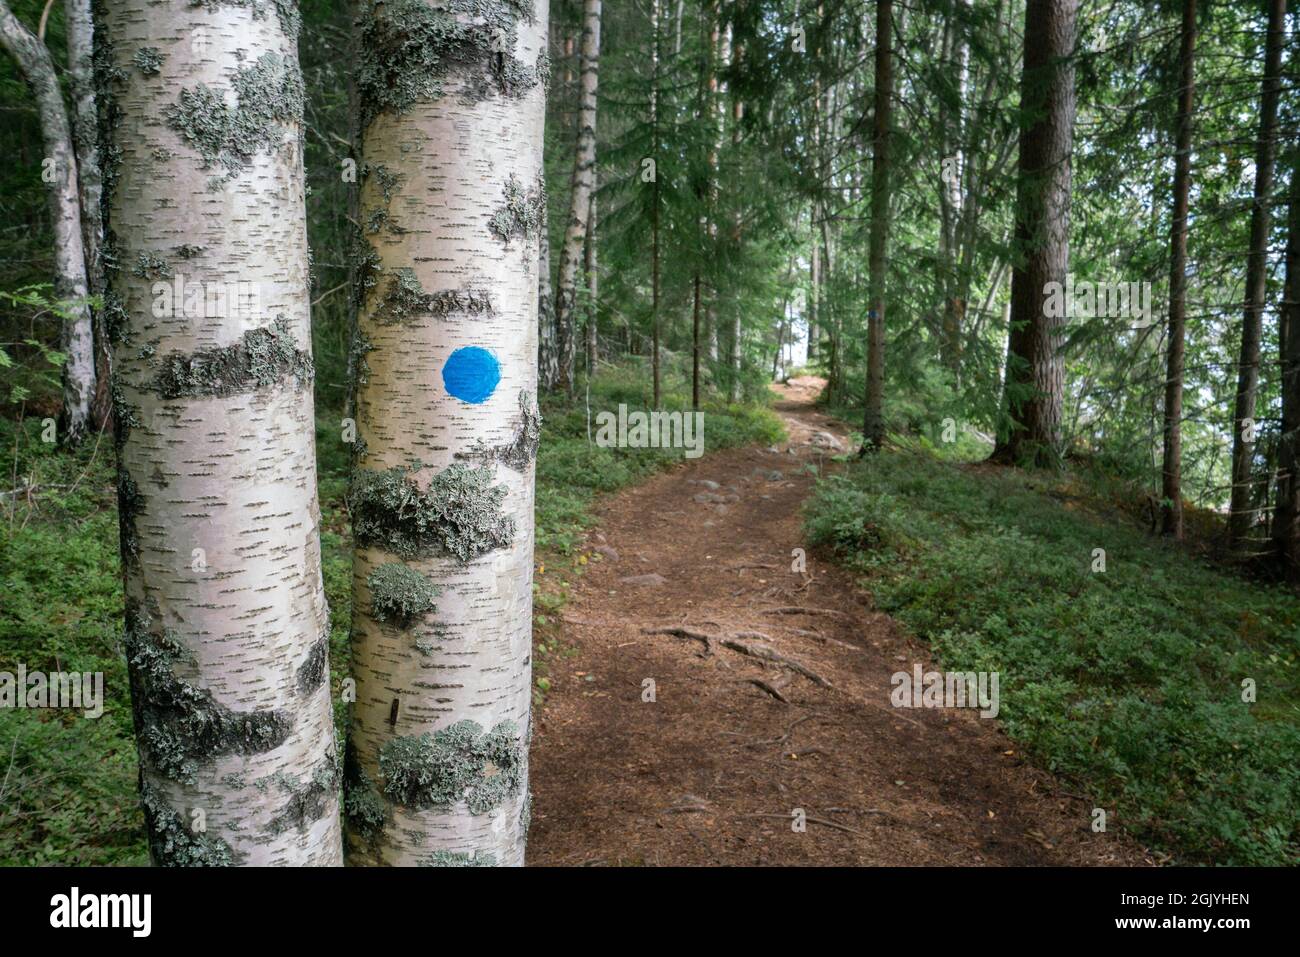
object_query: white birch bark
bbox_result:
[554,0,599,394]
[0,0,95,443]
[98,0,342,865]
[584,186,598,374]
[346,0,548,867]
[538,201,559,390]
[64,0,109,426]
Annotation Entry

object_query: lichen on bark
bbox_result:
[268,749,340,835]
[488,173,545,245]
[350,461,515,561]
[368,562,441,625]
[131,46,164,75]
[379,719,523,814]
[164,50,304,188]
[343,743,387,840]
[140,780,237,866]
[151,316,313,398]
[356,0,540,130]
[124,601,295,784]
[419,849,497,867]
[456,389,540,472]
[295,635,328,694]
[373,268,494,325]
[132,250,172,280]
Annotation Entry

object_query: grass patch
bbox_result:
[804,449,1300,865]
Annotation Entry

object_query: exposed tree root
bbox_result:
[643,625,832,688]
[762,605,851,619]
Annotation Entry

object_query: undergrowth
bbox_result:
[804,449,1300,866]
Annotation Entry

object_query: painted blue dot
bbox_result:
[442,346,501,404]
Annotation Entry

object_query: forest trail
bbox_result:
[528,378,1152,866]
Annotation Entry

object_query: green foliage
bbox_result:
[805,450,1300,865]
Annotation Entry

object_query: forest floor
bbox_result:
[528,377,1153,866]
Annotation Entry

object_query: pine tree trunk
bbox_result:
[64,0,110,431]
[1229,0,1286,554]
[1273,150,1300,580]
[991,0,1078,468]
[0,0,95,445]
[1161,0,1196,539]
[346,0,548,867]
[98,0,341,865]
[862,0,892,451]
[555,0,601,396]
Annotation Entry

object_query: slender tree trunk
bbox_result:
[584,187,598,376]
[862,0,892,451]
[0,0,95,445]
[727,14,744,403]
[1161,0,1196,539]
[1272,150,1300,580]
[704,7,725,366]
[538,204,559,390]
[555,0,601,396]
[64,0,109,431]
[808,203,819,362]
[650,0,662,408]
[991,0,1078,468]
[938,0,970,377]
[98,0,341,865]
[692,270,702,409]
[1229,0,1286,554]
[347,0,547,867]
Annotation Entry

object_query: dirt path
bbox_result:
[528,378,1152,866]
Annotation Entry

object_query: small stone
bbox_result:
[619,573,667,587]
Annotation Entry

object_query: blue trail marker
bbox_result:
[442,346,501,404]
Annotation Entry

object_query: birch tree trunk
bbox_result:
[991,0,1078,467]
[584,187,598,375]
[1228,0,1286,554]
[346,0,548,867]
[538,204,559,391]
[1161,0,1196,539]
[862,0,892,451]
[555,0,600,396]
[0,0,95,445]
[64,0,110,430]
[98,0,342,866]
